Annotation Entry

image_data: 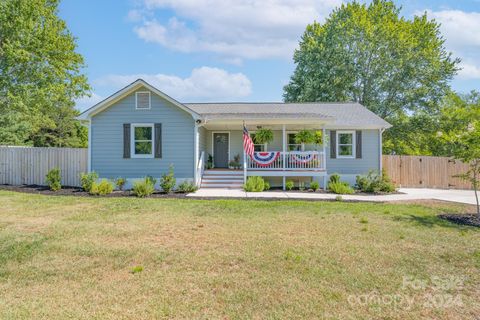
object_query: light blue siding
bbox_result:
[91,88,195,179]
[326,129,380,175]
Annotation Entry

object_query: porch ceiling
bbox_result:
[202,119,331,130]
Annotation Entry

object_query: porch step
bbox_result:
[201,170,244,189]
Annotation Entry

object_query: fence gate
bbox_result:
[382,155,471,190]
[0,146,88,187]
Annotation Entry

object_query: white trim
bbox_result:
[87,120,92,172]
[135,91,151,110]
[211,131,231,168]
[77,79,201,120]
[130,123,155,158]
[336,130,356,159]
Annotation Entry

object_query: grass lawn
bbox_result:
[0,190,479,319]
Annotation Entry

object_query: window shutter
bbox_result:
[330,130,336,159]
[356,130,362,159]
[123,124,130,158]
[154,123,162,158]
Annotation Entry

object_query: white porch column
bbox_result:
[282,124,286,191]
[323,127,327,190]
[193,123,199,185]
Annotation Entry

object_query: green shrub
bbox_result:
[264,181,271,191]
[133,178,155,197]
[80,172,98,192]
[355,169,395,193]
[89,179,114,196]
[114,177,126,190]
[329,173,341,184]
[145,175,157,187]
[310,181,319,192]
[285,180,294,191]
[45,168,61,191]
[177,180,198,193]
[328,181,354,194]
[130,265,143,274]
[160,165,176,193]
[244,176,265,192]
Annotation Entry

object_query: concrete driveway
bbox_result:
[188,188,478,205]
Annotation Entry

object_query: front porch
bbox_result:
[196,121,328,190]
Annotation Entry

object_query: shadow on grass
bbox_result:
[393,214,477,230]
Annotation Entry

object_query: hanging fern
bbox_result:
[254,128,274,144]
[294,130,316,144]
[314,131,324,145]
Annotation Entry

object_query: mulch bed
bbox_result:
[0,185,188,199]
[438,213,480,228]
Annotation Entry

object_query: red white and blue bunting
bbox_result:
[252,152,280,166]
[291,153,316,164]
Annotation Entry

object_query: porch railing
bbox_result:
[246,151,325,171]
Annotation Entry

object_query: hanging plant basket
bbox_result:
[254,128,274,144]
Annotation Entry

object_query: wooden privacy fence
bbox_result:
[0,146,87,187]
[382,155,472,190]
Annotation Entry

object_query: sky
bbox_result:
[59,0,480,111]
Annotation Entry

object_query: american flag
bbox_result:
[243,124,254,158]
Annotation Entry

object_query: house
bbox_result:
[78,79,391,190]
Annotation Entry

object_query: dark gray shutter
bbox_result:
[356,130,362,159]
[330,130,336,159]
[123,124,130,158]
[154,123,162,158]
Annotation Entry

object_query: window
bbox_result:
[131,124,154,158]
[337,131,355,158]
[287,133,302,151]
[136,92,151,109]
[250,132,266,152]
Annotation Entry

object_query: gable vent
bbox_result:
[136,92,151,109]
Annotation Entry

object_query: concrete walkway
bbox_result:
[188,188,478,205]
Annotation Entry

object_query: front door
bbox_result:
[213,133,229,168]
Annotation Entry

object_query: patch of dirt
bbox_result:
[438,213,480,227]
[0,184,188,198]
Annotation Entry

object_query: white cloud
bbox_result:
[94,66,252,101]
[132,0,343,60]
[75,93,103,112]
[425,9,480,80]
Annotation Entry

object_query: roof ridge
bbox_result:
[184,101,359,105]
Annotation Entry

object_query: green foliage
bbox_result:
[206,154,214,169]
[294,130,316,145]
[133,178,155,198]
[244,176,265,192]
[253,128,274,144]
[160,165,176,193]
[114,177,126,191]
[89,179,114,196]
[314,131,324,145]
[80,172,98,192]
[229,154,242,168]
[285,180,294,191]
[130,265,143,274]
[310,181,319,192]
[45,168,61,191]
[356,170,396,193]
[438,92,480,215]
[329,173,341,184]
[177,180,198,193]
[328,181,354,194]
[0,0,90,147]
[264,181,271,191]
[284,0,459,155]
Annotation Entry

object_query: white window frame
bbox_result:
[286,131,302,151]
[131,123,154,158]
[336,130,356,159]
[135,91,151,110]
[250,131,267,152]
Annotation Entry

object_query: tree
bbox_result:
[439,91,480,216]
[0,0,90,147]
[283,0,459,154]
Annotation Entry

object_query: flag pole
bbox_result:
[243,121,247,184]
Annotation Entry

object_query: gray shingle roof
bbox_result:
[185,102,391,128]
